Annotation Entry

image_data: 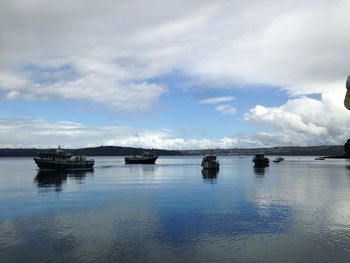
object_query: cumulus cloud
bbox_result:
[244,90,350,146]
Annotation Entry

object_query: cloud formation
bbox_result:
[0,118,238,149]
[3,90,350,150]
[214,104,237,115]
[0,0,350,147]
[0,117,277,149]
[1,0,349,111]
[199,96,236,115]
[198,96,234,104]
[244,90,350,145]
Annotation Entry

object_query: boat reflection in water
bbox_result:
[34,169,94,192]
[35,170,67,192]
[253,167,266,178]
[142,165,155,177]
[201,169,219,183]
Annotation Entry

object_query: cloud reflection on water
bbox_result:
[3,157,350,262]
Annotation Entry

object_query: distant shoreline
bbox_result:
[0,145,346,157]
[182,145,346,157]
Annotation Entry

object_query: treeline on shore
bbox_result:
[0,146,182,157]
[0,145,346,157]
[182,145,346,157]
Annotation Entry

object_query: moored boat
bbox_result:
[273,157,284,163]
[253,153,269,167]
[201,154,220,170]
[315,157,325,160]
[33,147,95,170]
[125,152,159,164]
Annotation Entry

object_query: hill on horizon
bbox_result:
[0,144,347,157]
[181,145,346,157]
[0,146,182,157]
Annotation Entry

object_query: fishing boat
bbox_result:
[201,154,220,170]
[125,152,159,164]
[315,157,325,160]
[33,147,95,170]
[273,157,284,163]
[253,153,269,167]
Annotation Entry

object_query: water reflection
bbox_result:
[142,165,155,177]
[5,157,350,262]
[67,169,94,183]
[201,169,218,183]
[35,170,67,192]
[253,167,266,178]
[34,169,94,192]
[157,201,294,245]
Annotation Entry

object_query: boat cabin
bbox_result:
[254,153,265,159]
[38,152,72,161]
[203,154,217,161]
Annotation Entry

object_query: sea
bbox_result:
[1,156,350,263]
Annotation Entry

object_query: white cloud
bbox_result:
[214,104,237,115]
[0,118,280,149]
[0,118,192,149]
[1,101,349,149]
[185,1,350,95]
[0,117,233,149]
[198,96,236,115]
[198,96,234,104]
[1,0,350,148]
[244,90,350,146]
[0,0,349,112]
[0,58,166,112]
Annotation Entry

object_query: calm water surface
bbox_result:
[1,156,350,262]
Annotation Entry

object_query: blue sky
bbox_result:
[0,0,350,149]
[0,71,290,141]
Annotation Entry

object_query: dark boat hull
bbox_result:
[253,160,269,167]
[34,158,95,170]
[201,161,220,170]
[125,157,158,164]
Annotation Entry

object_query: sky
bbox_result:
[1,0,350,149]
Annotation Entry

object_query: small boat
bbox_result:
[315,157,325,160]
[125,152,159,164]
[253,153,269,167]
[33,147,95,170]
[201,154,220,170]
[273,157,284,163]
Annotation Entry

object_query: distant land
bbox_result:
[182,145,346,157]
[0,145,347,157]
[0,146,182,157]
